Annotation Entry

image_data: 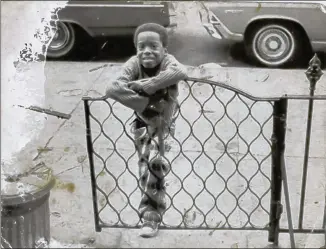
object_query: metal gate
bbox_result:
[82,55,325,248]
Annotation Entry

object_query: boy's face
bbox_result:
[136,31,166,68]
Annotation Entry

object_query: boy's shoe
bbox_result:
[139,220,159,238]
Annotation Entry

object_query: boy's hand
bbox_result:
[128,79,152,96]
[128,81,144,92]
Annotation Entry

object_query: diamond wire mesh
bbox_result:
[86,79,275,230]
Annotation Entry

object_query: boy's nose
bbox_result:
[144,47,151,54]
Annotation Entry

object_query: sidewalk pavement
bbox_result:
[20,61,325,248]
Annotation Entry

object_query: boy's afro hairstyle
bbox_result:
[133,23,168,48]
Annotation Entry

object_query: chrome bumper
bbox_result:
[202,23,223,39]
[200,9,243,42]
[311,41,326,52]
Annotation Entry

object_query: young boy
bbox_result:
[105,23,187,238]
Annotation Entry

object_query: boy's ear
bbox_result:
[164,47,168,53]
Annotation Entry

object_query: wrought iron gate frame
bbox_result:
[82,54,325,248]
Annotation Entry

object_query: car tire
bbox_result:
[47,22,76,59]
[245,22,303,68]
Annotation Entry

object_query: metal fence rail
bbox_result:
[83,54,325,248]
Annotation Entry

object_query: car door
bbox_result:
[57,1,170,36]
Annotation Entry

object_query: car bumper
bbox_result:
[200,10,243,42]
[202,23,223,39]
[311,41,326,52]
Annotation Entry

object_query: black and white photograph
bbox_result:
[1,1,326,248]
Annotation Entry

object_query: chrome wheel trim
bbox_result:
[252,24,295,66]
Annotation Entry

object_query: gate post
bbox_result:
[83,99,102,232]
[324,197,326,246]
[268,98,288,245]
[298,54,324,229]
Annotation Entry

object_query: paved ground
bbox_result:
[16,60,325,248]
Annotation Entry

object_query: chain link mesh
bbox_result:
[86,79,275,230]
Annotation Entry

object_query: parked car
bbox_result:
[48,1,173,59]
[199,1,326,67]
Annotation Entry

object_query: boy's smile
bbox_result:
[136,31,166,69]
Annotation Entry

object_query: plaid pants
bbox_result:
[132,116,170,223]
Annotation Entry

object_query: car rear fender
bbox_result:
[52,18,94,36]
[247,14,303,28]
[245,15,311,44]
[52,1,170,38]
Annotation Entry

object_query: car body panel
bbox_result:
[56,1,171,37]
[200,1,326,52]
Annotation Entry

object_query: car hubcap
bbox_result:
[49,23,70,51]
[253,25,295,66]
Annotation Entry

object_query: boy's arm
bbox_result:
[140,54,188,95]
[105,56,137,95]
[105,56,149,113]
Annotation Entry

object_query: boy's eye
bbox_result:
[137,43,160,51]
